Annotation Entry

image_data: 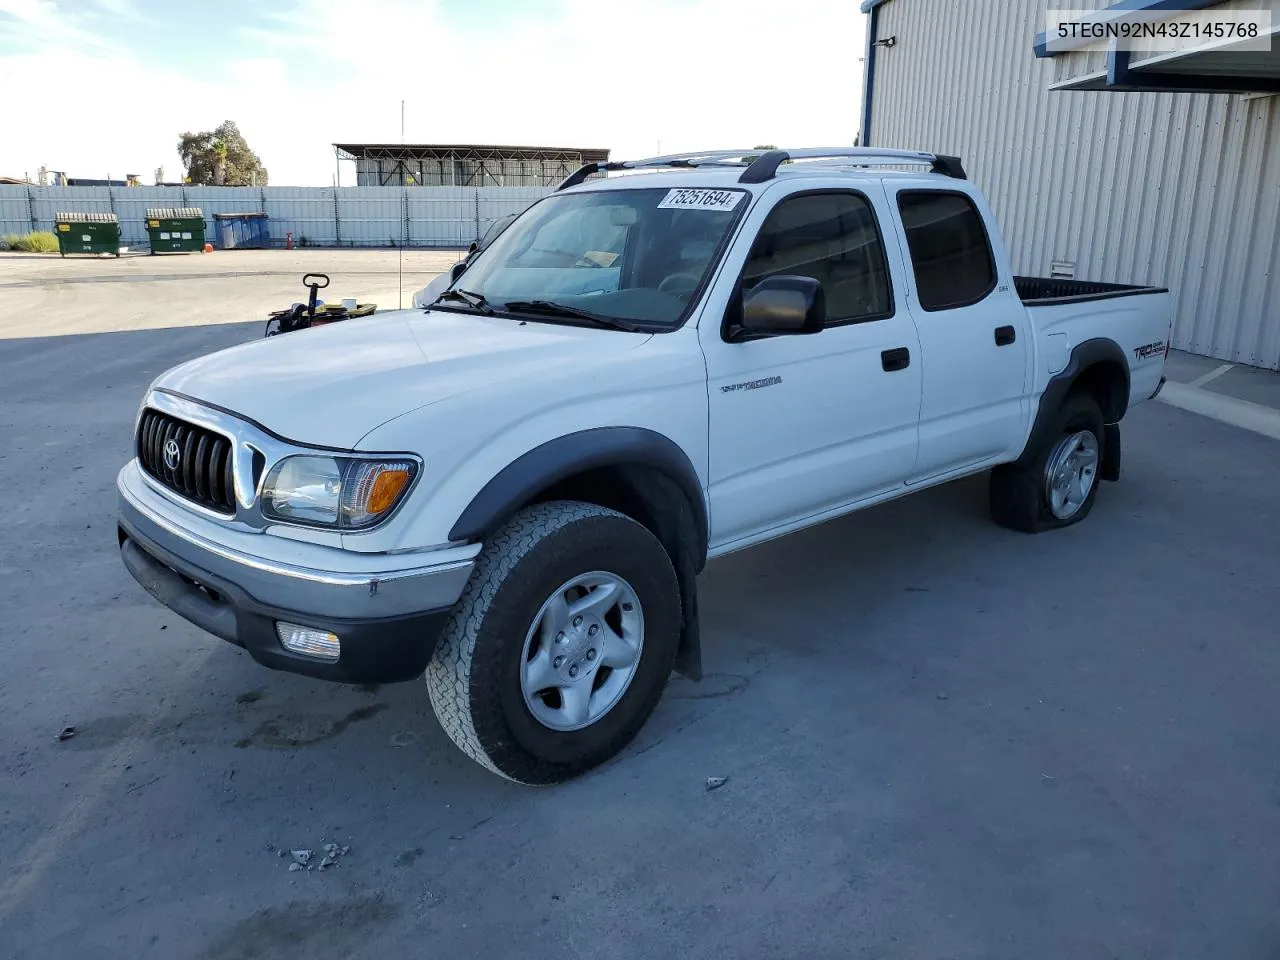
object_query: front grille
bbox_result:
[136,409,236,515]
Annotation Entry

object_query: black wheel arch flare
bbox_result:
[1018,337,1131,466]
[448,427,708,555]
[448,428,710,681]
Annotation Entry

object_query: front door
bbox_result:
[699,183,923,549]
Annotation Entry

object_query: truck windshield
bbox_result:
[447,187,747,327]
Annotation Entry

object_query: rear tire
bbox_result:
[425,501,681,784]
[990,392,1105,533]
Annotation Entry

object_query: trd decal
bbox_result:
[720,375,782,394]
[1133,341,1165,361]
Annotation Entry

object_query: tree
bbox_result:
[744,145,789,166]
[178,121,268,186]
[212,140,229,186]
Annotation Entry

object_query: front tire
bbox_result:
[990,392,1105,533]
[425,501,681,784]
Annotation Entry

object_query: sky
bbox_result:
[0,0,868,186]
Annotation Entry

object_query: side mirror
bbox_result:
[467,240,479,255]
[448,261,467,283]
[738,275,825,338]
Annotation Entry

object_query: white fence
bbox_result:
[0,185,554,249]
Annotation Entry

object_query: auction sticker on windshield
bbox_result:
[657,188,743,212]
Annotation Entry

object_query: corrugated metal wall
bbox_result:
[0,185,553,250]
[866,0,1280,369]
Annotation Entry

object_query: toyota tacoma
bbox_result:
[117,147,1171,783]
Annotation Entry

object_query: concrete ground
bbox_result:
[1164,349,1280,409]
[2,252,1280,959]
[0,248,463,339]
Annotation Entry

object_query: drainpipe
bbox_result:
[860,1,881,147]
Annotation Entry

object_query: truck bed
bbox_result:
[1018,276,1172,411]
[1015,276,1167,305]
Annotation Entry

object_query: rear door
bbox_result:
[699,181,923,548]
[885,185,1032,480]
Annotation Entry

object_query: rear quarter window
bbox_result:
[896,191,996,311]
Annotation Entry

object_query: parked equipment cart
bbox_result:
[264,273,378,336]
[146,207,205,254]
[54,212,121,257]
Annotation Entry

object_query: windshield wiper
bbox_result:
[432,288,494,315]
[501,299,643,332]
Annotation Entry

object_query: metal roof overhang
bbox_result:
[1047,28,1280,93]
[1033,0,1280,94]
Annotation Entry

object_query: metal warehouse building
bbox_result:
[334,143,610,188]
[860,0,1280,370]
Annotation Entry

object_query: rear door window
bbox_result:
[896,191,996,311]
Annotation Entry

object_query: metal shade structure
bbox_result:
[334,143,611,187]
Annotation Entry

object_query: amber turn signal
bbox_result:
[367,468,413,514]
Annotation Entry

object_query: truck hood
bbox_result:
[153,309,652,448]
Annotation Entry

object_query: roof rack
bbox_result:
[556,147,966,191]
[556,150,758,190]
[740,148,966,182]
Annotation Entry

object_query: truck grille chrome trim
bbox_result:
[137,408,236,515]
[132,389,424,533]
[133,389,288,527]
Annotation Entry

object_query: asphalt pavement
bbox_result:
[2,281,1280,958]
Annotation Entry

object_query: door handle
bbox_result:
[881,347,910,372]
[994,325,1016,346]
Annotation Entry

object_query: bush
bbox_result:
[24,232,60,253]
[1,231,60,253]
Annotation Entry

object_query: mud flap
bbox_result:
[1101,423,1121,481]
[616,467,703,682]
[672,547,702,681]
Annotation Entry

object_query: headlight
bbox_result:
[261,455,418,529]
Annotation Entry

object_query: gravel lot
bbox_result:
[2,251,1279,960]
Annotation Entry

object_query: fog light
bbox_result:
[276,622,341,661]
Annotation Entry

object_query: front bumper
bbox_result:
[117,461,475,683]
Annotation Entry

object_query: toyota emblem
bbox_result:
[163,438,181,471]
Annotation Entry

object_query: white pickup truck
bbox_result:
[117,148,1171,783]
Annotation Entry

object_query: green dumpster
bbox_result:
[146,207,206,254]
[54,212,121,257]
